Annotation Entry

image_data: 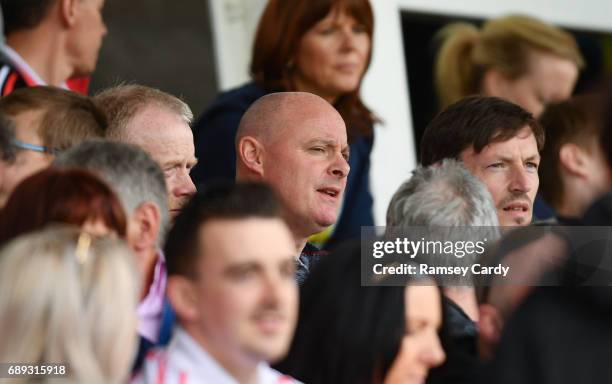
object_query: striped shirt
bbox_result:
[132,327,301,384]
[0,45,88,95]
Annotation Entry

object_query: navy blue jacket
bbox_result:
[191,82,374,247]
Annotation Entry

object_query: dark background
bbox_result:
[90,0,218,118]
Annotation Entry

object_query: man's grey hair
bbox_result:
[54,140,169,244]
[386,159,499,284]
[387,159,499,227]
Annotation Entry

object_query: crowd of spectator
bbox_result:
[1,0,611,383]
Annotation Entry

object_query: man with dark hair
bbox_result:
[421,96,544,226]
[134,182,300,383]
[0,86,106,207]
[480,87,612,384]
[0,0,106,94]
[538,94,610,223]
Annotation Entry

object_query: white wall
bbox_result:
[208,0,612,224]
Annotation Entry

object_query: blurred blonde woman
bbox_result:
[435,14,584,117]
[0,226,139,383]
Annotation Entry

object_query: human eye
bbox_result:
[318,24,337,35]
[406,321,426,335]
[525,161,539,171]
[310,146,326,153]
[163,165,179,177]
[227,265,258,282]
[487,162,505,170]
[353,24,367,34]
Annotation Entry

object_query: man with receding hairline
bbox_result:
[236,92,350,282]
[94,84,198,217]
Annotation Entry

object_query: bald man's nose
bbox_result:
[330,154,350,178]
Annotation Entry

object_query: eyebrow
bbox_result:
[307,139,349,154]
[307,139,337,146]
[164,157,199,168]
[495,154,540,163]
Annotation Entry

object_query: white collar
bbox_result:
[169,327,284,384]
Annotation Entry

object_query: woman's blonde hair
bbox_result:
[435,14,585,109]
[0,226,139,383]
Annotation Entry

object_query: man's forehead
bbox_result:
[127,104,189,133]
[127,108,194,154]
[275,115,347,144]
[462,130,539,160]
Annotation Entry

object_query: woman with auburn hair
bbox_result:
[435,14,584,117]
[0,226,139,383]
[192,0,377,247]
[0,167,127,246]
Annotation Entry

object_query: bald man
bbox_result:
[236,92,350,281]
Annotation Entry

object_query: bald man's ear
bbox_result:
[237,136,265,177]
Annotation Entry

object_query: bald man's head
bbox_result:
[236,92,350,241]
[236,92,339,146]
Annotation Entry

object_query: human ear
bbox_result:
[478,304,503,346]
[167,276,200,322]
[131,203,161,251]
[237,136,265,177]
[60,0,79,27]
[559,143,589,178]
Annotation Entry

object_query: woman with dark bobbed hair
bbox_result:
[192,0,377,247]
[279,241,446,383]
[0,167,127,246]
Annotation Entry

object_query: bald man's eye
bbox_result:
[310,147,326,153]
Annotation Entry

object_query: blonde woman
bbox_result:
[0,226,139,383]
[435,14,584,117]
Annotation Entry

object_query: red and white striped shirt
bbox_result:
[131,327,301,384]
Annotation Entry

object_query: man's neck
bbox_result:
[556,179,596,219]
[295,237,308,258]
[7,29,72,86]
[186,327,261,384]
[137,247,159,300]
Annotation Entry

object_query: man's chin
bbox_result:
[314,218,337,232]
[169,208,182,218]
[498,211,532,226]
[245,340,291,364]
